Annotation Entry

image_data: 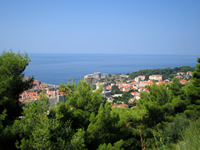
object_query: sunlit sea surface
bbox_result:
[25,53,198,85]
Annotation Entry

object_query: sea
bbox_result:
[24,53,198,85]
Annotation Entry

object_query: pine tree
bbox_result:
[185,57,200,119]
[15,92,51,149]
[0,50,33,149]
[0,50,33,125]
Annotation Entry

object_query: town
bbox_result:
[19,69,193,109]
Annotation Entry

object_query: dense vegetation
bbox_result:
[128,66,195,80]
[0,50,200,149]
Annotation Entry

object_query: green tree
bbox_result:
[0,50,33,125]
[184,57,200,119]
[58,79,105,130]
[15,93,51,149]
[0,50,33,149]
[111,85,121,95]
[168,77,182,97]
[122,91,133,104]
[97,139,124,150]
[136,83,175,147]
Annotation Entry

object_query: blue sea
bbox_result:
[24,54,198,85]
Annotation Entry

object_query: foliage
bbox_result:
[0,50,34,125]
[128,66,195,80]
[15,92,51,149]
[175,118,200,150]
[164,114,190,143]
[0,51,200,150]
[112,90,133,105]
[184,58,200,119]
[111,85,122,95]
[97,139,124,150]
[92,85,96,90]
[0,50,33,149]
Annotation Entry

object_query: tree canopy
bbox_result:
[0,51,200,149]
[0,50,33,125]
[128,66,195,80]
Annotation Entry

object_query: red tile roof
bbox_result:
[149,74,162,77]
[118,104,128,107]
[131,106,137,109]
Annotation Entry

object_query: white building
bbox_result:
[149,75,162,80]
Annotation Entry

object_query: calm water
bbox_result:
[24,53,198,85]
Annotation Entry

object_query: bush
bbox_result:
[164,114,190,143]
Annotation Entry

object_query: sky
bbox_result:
[0,0,200,55]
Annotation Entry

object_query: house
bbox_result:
[149,75,163,80]
[177,72,185,76]
[118,103,129,108]
[112,103,118,108]
[112,94,123,97]
[139,81,153,87]
[184,75,190,79]
[128,98,135,103]
[112,103,129,108]
[135,77,141,83]
[138,75,146,80]
[187,71,192,76]
[138,88,149,92]
[176,75,183,79]
[120,75,129,78]
[164,79,170,82]
[180,79,187,84]
[106,85,112,90]
[131,91,139,96]
[135,95,140,100]
[131,106,137,109]
[107,97,114,103]
[122,82,128,86]
[111,83,115,86]
[156,81,166,85]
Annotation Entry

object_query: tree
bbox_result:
[122,91,133,104]
[111,85,121,95]
[97,139,124,150]
[15,93,51,150]
[136,83,175,147]
[0,50,33,149]
[184,57,200,119]
[168,77,182,97]
[0,50,33,125]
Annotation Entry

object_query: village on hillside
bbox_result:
[19,70,193,108]
[84,70,193,109]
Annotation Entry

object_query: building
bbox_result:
[120,74,129,78]
[138,75,146,80]
[187,71,192,76]
[176,75,183,79]
[96,82,111,98]
[180,79,187,84]
[93,72,101,79]
[149,75,163,80]
[84,72,101,79]
[139,81,153,87]
[177,72,185,76]
[135,77,141,83]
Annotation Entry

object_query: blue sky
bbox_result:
[0,0,200,55]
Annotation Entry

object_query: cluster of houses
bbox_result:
[19,70,193,108]
[107,71,193,109]
[19,77,62,104]
[176,71,192,79]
